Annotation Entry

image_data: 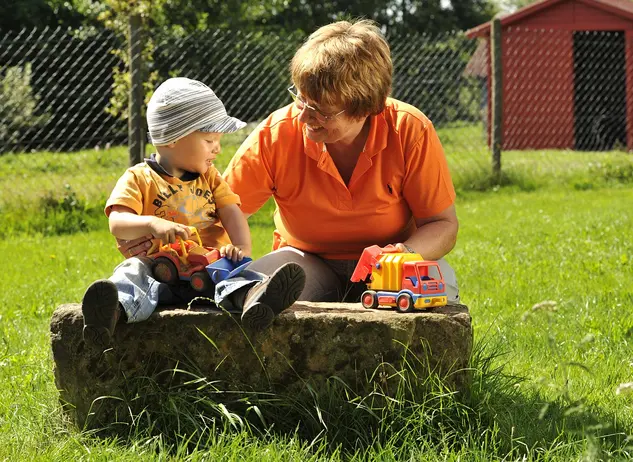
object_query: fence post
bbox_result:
[128,14,145,166]
[491,16,503,178]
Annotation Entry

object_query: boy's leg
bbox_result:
[238,262,306,329]
[82,257,170,349]
[215,247,344,330]
[81,279,121,349]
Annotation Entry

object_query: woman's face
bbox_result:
[292,87,367,145]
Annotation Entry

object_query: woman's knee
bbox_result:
[249,247,342,302]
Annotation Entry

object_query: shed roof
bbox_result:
[466,0,633,38]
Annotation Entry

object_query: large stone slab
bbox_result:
[50,302,472,429]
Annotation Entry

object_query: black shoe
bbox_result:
[81,279,121,349]
[240,263,305,330]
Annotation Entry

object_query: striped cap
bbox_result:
[147,77,246,146]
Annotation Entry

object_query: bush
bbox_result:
[0,64,49,150]
[0,185,105,236]
[589,160,633,184]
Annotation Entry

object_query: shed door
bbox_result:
[573,31,627,151]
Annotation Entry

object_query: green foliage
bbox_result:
[38,185,105,235]
[1,0,500,35]
[0,64,50,149]
[95,0,160,122]
[152,29,304,122]
[0,185,105,237]
[393,0,496,35]
[87,0,501,37]
[391,32,481,127]
[588,159,633,184]
[0,0,90,31]
[2,181,633,459]
[51,0,499,126]
[498,0,539,13]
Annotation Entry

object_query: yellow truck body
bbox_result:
[367,252,423,292]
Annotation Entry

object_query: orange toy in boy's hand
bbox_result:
[167,240,196,254]
[145,226,251,293]
[146,227,222,292]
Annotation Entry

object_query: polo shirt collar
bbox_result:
[303,125,323,161]
[363,111,388,158]
[145,153,200,181]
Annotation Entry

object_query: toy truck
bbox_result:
[350,245,447,312]
[147,227,251,292]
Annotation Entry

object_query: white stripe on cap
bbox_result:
[147,77,246,145]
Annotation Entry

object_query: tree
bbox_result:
[0,64,50,151]
[210,0,498,36]
[246,0,498,36]
[496,0,540,13]
[1,0,498,36]
[0,0,100,31]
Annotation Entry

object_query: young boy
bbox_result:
[81,77,306,349]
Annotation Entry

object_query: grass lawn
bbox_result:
[1,135,633,459]
[2,123,632,219]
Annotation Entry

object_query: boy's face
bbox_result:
[169,131,222,175]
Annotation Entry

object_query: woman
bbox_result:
[221,19,460,304]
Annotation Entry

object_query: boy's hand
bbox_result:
[149,218,191,244]
[220,244,245,262]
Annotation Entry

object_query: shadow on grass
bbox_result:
[74,332,633,461]
[462,339,633,459]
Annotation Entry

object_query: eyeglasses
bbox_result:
[287,85,345,123]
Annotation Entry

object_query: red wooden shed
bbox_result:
[466,0,633,151]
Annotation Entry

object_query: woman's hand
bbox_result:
[220,244,245,262]
[390,243,415,254]
[387,205,458,261]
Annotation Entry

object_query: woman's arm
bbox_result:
[394,204,458,261]
[222,124,276,217]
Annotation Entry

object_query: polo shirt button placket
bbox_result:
[338,191,353,211]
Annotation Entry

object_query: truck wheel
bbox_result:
[190,271,212,293]
[396,293,414,313]
[361,290,378,309]
[152,257,178,284]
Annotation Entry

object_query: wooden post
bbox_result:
[625,31,633,152]
[491,17,503,178]
[128,14,145,166]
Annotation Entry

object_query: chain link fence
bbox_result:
[0,27,127,153]
[495,27,631,152]
[1,24,632,220]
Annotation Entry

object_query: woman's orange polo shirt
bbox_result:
[223,98,456,260]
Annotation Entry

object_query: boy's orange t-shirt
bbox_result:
[105,161,239,248]
[223,98,456,260]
